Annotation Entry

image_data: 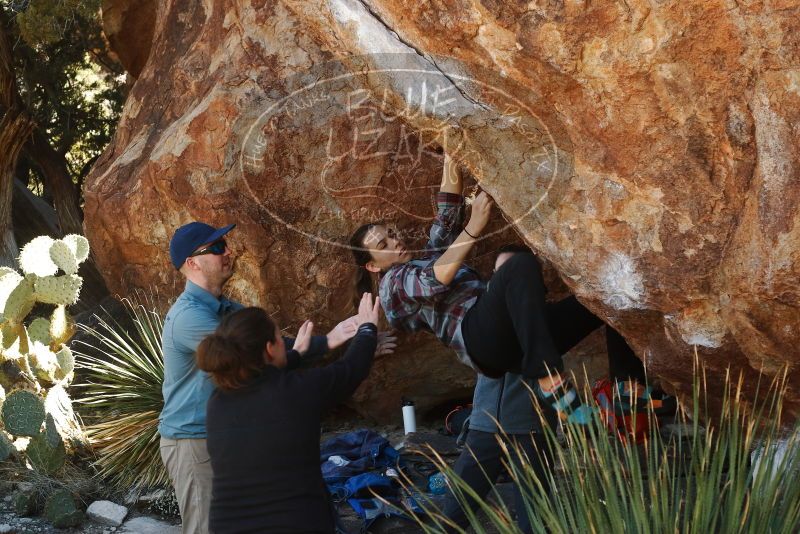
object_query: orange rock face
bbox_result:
[85,0,800,420]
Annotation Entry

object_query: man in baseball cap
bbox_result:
[158,222,362,533]
[159,222,240,534]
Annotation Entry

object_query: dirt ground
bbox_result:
[0,423,513,534]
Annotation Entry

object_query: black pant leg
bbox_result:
[544,296,604,355]
[461,289,522,378]
[501,254,563,378]
[463,253,561,378]
[463,254,642,382]
[442,430,505,530]
[606,327,646,382]
[508,432,551,534]
[546,297,645,383]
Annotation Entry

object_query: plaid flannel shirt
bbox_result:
[378,192,486,368]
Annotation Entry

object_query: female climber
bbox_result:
[349,148,598,424]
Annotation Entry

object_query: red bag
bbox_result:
[592,379,650,442]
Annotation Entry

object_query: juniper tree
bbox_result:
[0,1,124,265]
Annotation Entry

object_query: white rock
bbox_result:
[121,517,181,534]
[87,500,129,527]
[0,524,13,534]
[137,490,166,504]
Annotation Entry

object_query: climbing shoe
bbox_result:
[534,378,598,425]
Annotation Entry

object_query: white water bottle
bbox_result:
[402,398,417,435]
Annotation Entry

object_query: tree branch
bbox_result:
[23,127,83,236]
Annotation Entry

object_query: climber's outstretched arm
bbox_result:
[433,191,493,285]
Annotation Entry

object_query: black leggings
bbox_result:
[462,253,645,381]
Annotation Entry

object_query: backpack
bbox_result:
[592,378,650,442]
[321,430,417,533]
[321,429,401,487]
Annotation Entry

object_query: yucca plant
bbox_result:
[407,362,800,534]
[72,296,168,491]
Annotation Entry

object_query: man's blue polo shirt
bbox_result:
[159,280,243,439]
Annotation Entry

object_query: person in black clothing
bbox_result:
[196,293,382,534]
[442,246,651,533]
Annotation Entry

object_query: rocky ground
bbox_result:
[0,424,505,534]
[0,418,706,534]
[0,498,180,534]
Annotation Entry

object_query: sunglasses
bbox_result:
[189,239,227,258]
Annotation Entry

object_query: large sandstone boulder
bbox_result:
[84,0,800,420]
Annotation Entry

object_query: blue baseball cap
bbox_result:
[169,222,235,270]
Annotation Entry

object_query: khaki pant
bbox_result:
[160,437,213,534]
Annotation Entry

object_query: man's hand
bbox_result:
[326,315,359,350]
[294,320,314,355]
[376,331,398,357]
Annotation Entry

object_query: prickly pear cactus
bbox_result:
[49,241,78,276]
[28,317,51,345]
[27,415,66,474]
[0,431,12,461]
[14,490,39,516]
[50,306,74,346]
[18,236,59,277]
[44,488,83,528]
[4,276,36,324]
[1,389,45,437]
[0,234,90,470]
[55,345,74,382]
[63,234,89,264]
[34,274,82,306]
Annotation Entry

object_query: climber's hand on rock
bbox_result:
[465,192,493,237]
